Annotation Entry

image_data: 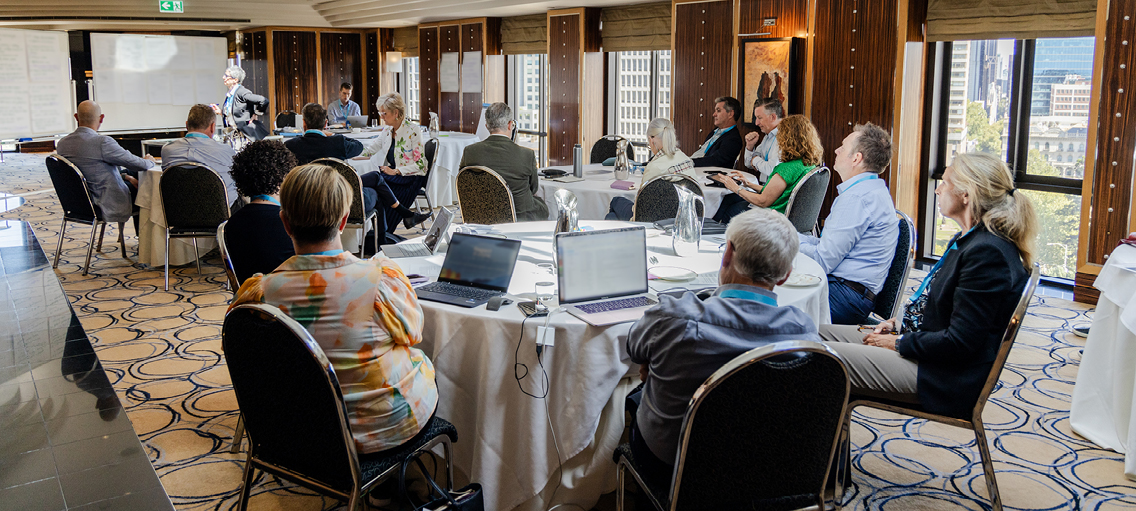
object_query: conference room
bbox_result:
[1,0,1134,509]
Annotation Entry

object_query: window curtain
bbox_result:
[600,2,671,52]
[391,26,419,58]
[501,14,547,55]
[926,0,1097,41]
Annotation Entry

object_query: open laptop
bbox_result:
[415,233,522,308]
[556,226,657,326]
[347,115,370,128]
[383,207,454,258]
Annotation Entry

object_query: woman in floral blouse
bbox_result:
[362,92,429,233]
[229,163,438,454]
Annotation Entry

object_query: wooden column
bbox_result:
[438,24,462,132]
[419,27,440,127]
[319,32,363,114]
[239,30,271,122]
[272,31,318,120]
[461,22,484,134]
[547,8,601,166]
[671,0,734,156]
[365,30,381,116]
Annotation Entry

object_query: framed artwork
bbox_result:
[739,38,801,122]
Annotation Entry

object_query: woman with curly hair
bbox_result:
[224,139,297,283]
[710,114,823,223]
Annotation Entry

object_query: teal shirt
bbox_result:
[763,159,816,213]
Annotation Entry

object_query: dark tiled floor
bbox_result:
[0,220,173,510]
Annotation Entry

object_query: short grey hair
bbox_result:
[724,208,799,286]
[224,66,246,83]
[485,102,513,132]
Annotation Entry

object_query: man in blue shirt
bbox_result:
[799,123,898,324]
[162,104,240,212]
[625,207,819,490]
[327,82,361,125]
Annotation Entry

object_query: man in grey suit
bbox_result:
[458,102,548,221]
[161,104,240,212]
[56,100,156,231]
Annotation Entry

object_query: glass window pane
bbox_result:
[1025,37,1094,179]
[614,51,652,150]
[405,57,420,122]
[1020,189,1080,279]
[951,40,1014,162]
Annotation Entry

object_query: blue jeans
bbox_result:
[606,197,635,221]
[827,276,876,325]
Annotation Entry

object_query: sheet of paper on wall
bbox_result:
[29,82,68,134]
[119,71,148,105]
[0,31,29,83]
[170,71,196,106]
[440,52,460,93]
[461,51,482,91]
[115,35,146,72]
[0,84,32,136]
[90,35,116,70]
[194,39,217,70]
[94,70,122,104]
[169,38,193,71]
[195,71,219,104]
[25,32,66,83]
[148,72,172,105]
[144,36,178,72]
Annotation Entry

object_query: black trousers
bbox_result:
[626,387,674,494]
[711,193,750,224]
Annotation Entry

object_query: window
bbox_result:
[609,50,672,161]
[508,54,548,166]
[925,37,1093,280]
[402,56,421,122]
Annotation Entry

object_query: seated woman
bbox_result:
[709,114,822,223]
[361,92,429,233]
[606,118,697,221]
[224,139,296,284]
[819,153,1036,418]
[230,163,438,454]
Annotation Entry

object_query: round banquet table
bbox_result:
[390,220,830,511]
[346,129,480,207]
[135,168,217,267]
[535,164,734,221]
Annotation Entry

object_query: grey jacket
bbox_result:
[161,134,238,205]
[458,135,548,221]
[56,127,154,223]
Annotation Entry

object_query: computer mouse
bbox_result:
[487,296,513,311]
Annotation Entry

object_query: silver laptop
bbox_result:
[556,226,657,326]
[347,115,370,128]
[415,233,522,308]
[383,207,453,258]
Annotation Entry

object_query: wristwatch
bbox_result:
[894,334,903,352]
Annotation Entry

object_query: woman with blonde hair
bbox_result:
[710,114,823,223]
[819,152,1037,419]
[230,163,438,454]
[605,118,697,220]
[361,92,430,232]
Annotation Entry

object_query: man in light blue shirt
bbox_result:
[741,97,783,184]
[327,82,361,125]
[799,123,898,324]
[162,104,240,211]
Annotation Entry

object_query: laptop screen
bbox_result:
[438,233,521,291]
[556,227,648,303]
[422,206,454,252]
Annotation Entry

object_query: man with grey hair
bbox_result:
[799,122,898,324]
[210,66,269,141]
[458,102,548,221]
[161,104,240,212]
[625,207,819,488]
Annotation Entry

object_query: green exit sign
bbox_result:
[159,0,183,13]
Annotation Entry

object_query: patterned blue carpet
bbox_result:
[2,151,1134,510]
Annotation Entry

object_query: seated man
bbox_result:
[690,96,744,168]
[56,100,157,232]
[458,102,549,221]
[799,123,898,325]
[625,207,820,488]
[327,82,361,125]
[161,104,240,212]
[742,97,783,184]
[224,139,296,283]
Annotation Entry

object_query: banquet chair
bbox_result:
[631,174,704,223]
[224,303,459,511]
[456,166,516,224]
[44,153,128,275]
[411,138,442,233]
[783,166,831,235]
[835,263,1040,511]
[869,210,916,322]
[274,110,297,131]
[216,219,245,453]
[614,340,850,511]
[159,163,230,290]
[313,158,379,258]
[591,135,636,164]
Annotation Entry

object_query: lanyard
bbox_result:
[303,249,345,256]
[911,226,976,300]
[251,195,280,205]
[841,173,877,193]
[719,288,778,306]
[185,132,210,139]
[305,129,326,136]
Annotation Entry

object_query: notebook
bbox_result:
[383,207,454,258]
[555,226,657,326]
[414,233,522,308]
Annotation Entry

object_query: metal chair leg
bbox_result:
[973,420,1003,511]
[192,237,202,275]
[616,464,625,511]
[230,414,245,453]
[117,222,127,259]
[82,223,98,276]
[53,217,67,268]
[237,459,256,511]
[372,218,380,256]
[164,231,171,290]
[96,222,106,251]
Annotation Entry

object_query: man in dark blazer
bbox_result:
[458,102,549,221]
[690,96,744,168]
[212,66,270,141]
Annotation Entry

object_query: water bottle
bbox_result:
[573,144,583,178]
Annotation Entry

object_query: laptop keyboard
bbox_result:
[397,243,430,257]
[576,296,656,314]
[417,281,503,301]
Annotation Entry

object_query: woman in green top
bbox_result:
[710,114,823,221]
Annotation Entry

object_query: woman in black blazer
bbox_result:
[820,153,1037,418]
[212,66,270,141]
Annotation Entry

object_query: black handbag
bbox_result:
[400,456,484,511]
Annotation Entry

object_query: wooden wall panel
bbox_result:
[419,27,439,126]
[672,0,734,156]
[461,23,484,134]
[272,31,318,118]
[439,25,462,132]
[548,13,582,165]
[241,31,270,110]
[738,0,808,38]
[365,31,379,116]
[320,32,363,115]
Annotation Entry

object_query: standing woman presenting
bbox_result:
[361,93,430,233]
[211,66,270,145]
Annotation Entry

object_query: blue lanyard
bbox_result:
[719,288,778,306]
[841,173,877,193]
[251,195,280,205]
[185,132,210,139]
[911,226,976,300]
[305,129,326,136]
[302,249,345,256]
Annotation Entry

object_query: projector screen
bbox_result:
[0,28,73,141]
[90,33,228,132]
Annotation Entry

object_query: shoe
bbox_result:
[1072,325,1090,338]
[404,211,432,230]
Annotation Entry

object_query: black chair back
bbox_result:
[223,304,360,494]
[872,210,916,320]
[456,166,516,224]
[670,341,849,510]
[632,174,704,223]
[45,154,99,223]
[313,158,369,224]
[784,166,831,233]
[424,138,439,176]
[275,110,298,129]
[216,220,240,291]
[590,135,635,163]
[160,163,230,231]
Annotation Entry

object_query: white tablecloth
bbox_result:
[391,220,830,510]
[346,130,480,207]
[536,165,732,221]
[1071,243,1136,480]
[135,169,217,267]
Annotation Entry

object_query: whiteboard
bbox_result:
[0,28,73,141]
[90,33,228,132]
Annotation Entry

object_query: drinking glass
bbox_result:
[535,281,556,303]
